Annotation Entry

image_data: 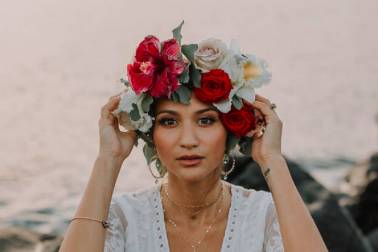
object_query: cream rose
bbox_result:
[112,88,154,133]
[194,38,228,72]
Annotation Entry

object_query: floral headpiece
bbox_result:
[113,21,271,171]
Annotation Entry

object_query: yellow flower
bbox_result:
[243,62,262,81]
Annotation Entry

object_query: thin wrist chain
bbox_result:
[70,216,110,229]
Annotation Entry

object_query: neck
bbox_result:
[160,168,231,228]
[165,169,222,207]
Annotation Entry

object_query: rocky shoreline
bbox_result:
[1,153,377,252]
[227,153,378,252]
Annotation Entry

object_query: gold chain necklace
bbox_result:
[163,182,223,208]
[163,182,223,219]
[163,184,225,252]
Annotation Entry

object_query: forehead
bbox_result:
[155,94,217,113]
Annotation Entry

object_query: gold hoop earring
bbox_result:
[222,153,235,180]
[148,155,165,184]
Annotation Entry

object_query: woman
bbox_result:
[58,91,328,251]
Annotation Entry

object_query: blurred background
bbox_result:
[0,0,377,251]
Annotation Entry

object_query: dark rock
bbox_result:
[341,153,378,240]
[367,153,378,175]
[228,155,375,252]
[0,228,37,251]
[0,227,62,252]
[355,178,378,234]
[368,229,378,252]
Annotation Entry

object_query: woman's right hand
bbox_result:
[97,93,137,165]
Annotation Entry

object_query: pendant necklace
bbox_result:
[162,183,225,252]
[163,182,223,219]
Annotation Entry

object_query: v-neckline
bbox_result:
[154,182,241,252]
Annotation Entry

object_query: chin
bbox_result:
[171,164,219,183]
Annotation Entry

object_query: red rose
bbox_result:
[220,102,257,137]
[127,35,187,98]
[193,69,232,103]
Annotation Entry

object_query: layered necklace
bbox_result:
[163,182,223,219]
[161,182,225,252]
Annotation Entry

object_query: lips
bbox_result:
[177,155,204,160]
[177,158,203,167]
[177,155,204,167]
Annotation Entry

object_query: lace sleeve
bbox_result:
[104,200,128,252]
[263,195,284,252]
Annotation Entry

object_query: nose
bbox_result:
[179,121,199,149]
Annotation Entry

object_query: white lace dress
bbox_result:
[104,183,284,252]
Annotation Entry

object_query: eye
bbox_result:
[198,117,216,126]
[157,118,177,126]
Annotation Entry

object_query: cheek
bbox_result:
[199,125,228,157]
[152,128,176,158]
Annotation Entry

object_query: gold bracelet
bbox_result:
[263,168,271,180]
[70,217,110,229]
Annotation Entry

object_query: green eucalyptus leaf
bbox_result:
[232,96,243,110]
[129,103,141,121]
[155,158,166,176]
[136,131,153,145]
[175,85,192,104]
[172,20,184,44]
[171,92,180,103]
[190,65,202,88]
[181,44,198,64]
[120,78,130,87]
[143,143,156,165]
[179,66,190,84]
[141,94,153,113]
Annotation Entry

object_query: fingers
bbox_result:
[255,94,272,105]
[252,100,276,123]
[255,94,277,114]
[113,115,121,132]
[120,130,137,143]
[108,92,123,101]
[246,112,266,138]
[101,95,121,119]
[246,128,262,138]
[246,94,281,138]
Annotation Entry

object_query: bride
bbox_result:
[58,91,328,252]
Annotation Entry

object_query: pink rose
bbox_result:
[127,35,187,98]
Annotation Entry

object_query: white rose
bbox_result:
[218,40,271,104]
[194,38,228,72]
[240,54,271,89]
[112,88,154,133]
[219,39,244,83]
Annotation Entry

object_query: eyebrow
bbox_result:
[156,107,218,116]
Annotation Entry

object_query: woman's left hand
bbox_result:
[246,94,283,167]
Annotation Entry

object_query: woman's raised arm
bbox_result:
[249,94,328,252]
[59,94,136,252]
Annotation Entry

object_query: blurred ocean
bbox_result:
[0,0,377,235]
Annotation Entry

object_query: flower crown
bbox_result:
[113,21,271,171]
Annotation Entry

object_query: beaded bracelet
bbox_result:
[70,217,110,229]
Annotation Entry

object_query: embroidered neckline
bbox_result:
[150,183,255,251]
